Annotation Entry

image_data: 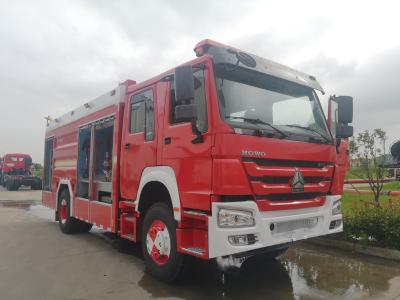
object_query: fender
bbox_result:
[135,166,181,221]
[55,179,74,215]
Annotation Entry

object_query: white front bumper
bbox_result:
[208,195,342,258]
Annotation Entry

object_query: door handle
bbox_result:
[164,137,171,145]
[124,143,131,149]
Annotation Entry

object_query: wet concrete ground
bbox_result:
[1,187,400,300]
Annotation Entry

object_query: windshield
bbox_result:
[215,64,331,144]
[7,157,24,162]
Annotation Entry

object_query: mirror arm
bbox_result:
[336,137,342,149]
[192,63,206,71]
[191,119,204,144]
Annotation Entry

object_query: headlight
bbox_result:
[218,209,255,228]
[332,199,342,215]
[6,163,14,167]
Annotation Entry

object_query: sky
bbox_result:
[0,0,399,162]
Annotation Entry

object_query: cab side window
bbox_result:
[169,69,208,132]
[129,89,154,141]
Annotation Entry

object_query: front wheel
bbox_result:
[141,203,184,283]
[6,178,18,191]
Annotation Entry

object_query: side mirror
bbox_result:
[175,104,197,123]
[336,123,353,139]
[174,65,194,103]
[335,96,353,124]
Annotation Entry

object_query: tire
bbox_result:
[12,182,20,191]
[141,203,184,283]
[7,177,20,191]
[31,179,42,190]
[6,178,15,191]
[77,221,93,233]
[58,189,92,234]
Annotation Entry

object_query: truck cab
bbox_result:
[1,153,42,190]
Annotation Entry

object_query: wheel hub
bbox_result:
[59,199,68,224]
[146,220,171,265]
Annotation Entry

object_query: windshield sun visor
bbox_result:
[207,46,325,94]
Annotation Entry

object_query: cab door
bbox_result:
[161,67,213,211]
[120,87,157,200]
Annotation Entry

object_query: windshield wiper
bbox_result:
[225,116,287,138]
[283,124,331,143]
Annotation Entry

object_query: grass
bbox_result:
[354,181,400,191]
[32,168,43,178]
[342,192,399,216]
[345,169,363,180]
[382,181,400,190]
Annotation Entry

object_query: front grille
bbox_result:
[249,176,331,185]
[220,195,253,202]
[242,157,333,208]
[242,157,332,168]
[256,192,324,202]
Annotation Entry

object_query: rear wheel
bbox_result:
[141,203,184,283]
[31,179,42,190]
[58,189,92,234]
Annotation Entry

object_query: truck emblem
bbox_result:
[241,150,266,157]
[291,168,304,192]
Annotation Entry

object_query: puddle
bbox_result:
[0,200,38,210]
[0,200,55,220]
[136,243,400,300]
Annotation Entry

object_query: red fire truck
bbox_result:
[42,39,353,282]
[1,153,42,190]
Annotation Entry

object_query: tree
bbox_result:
[349,129,388,203]
[32,163,43,178]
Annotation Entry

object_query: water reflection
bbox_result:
[137,243,400,300]
[139,255,294,300]
[0,200,37,210]
[282,244,400,300]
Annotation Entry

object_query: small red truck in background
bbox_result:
[0,153,42,191]
[42,39,353,282]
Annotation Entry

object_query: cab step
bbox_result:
[120,213,137,242]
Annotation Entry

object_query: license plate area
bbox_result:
[270,217,319,235]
